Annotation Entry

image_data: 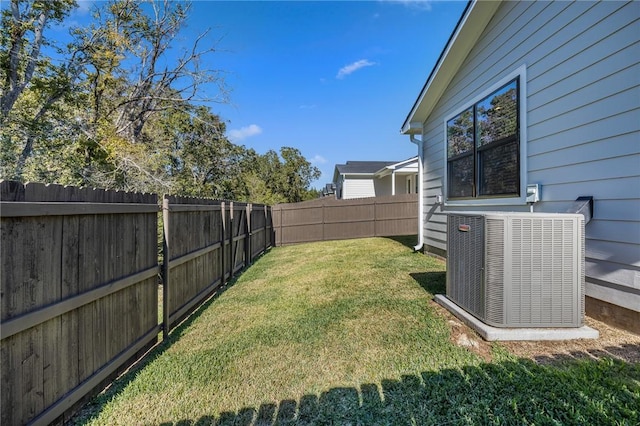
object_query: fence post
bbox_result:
[220,201,226,286]
[269,206,274,248]
[374,198,378,237]
[246,203,252,265]
[162,196,170,339]
[264,205,268,253]
[322,203,325,241]
[279,206,283,246]
[229,201,235,275]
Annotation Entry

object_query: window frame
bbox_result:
[443,65,527,207]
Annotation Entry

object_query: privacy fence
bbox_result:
[272,193,418,246]
[162,196,272,333]
[0,181,272,426]
[1,183,414,425]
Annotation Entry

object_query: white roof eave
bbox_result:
[374,156,419,177]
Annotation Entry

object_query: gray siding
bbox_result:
[420,1,639,311]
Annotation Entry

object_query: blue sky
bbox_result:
[180,0,468,188]
[47,1,468,188]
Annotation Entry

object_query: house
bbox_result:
[401,0,639,333]
[333,157,418,199]
[320,183,336,197]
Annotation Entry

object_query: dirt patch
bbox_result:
[430,301,494,362]
[446,318,494,362]
[501,316,640,365]
[432,300,640,365]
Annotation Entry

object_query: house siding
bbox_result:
[343,176,376,199]
[420,1,639,311]
[395,176,406,196]
[374,175,393,197]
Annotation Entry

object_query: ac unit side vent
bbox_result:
[447,215,484,319]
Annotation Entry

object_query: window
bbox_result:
[447,77,520,199]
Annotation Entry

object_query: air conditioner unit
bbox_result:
[446,212,585,328]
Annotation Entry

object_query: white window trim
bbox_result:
[443,64,528,207]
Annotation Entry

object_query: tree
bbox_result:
[156,105,247,198]
[1,0,321,205]
[240,147,320,204]
[68,0,230,191]
[278,147,321,202]
[0,0,85,178]
[78,0,228,142]
[1,0,230,188]
[0,0,76,117]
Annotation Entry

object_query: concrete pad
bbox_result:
[434,295,600,341]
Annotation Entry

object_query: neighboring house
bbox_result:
[401,0,639,333]
[333,157,418,200]
[320,183,336,197]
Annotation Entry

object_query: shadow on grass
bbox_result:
[410,271,446,295]
[384,235,418,250]
[157,351,639,425]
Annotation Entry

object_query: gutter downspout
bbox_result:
[391,169,396,196]
[410,134,424,252]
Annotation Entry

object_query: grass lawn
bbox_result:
[74,237,639,425]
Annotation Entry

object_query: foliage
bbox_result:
[71,238,640,425]
[477,81,518,146]
[0,0,320,203]
[237,146,321,204]
[446,107,473,157]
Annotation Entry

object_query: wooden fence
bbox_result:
[0,181,273,426]
[1,182,414,425]
[0,181,160,426]
[162,196,272,336]
[272,193,418,246]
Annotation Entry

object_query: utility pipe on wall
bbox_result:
[410,134,424,252]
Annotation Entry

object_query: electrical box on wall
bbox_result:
[526,184,540,203]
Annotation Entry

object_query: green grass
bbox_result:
[73,237,639,425]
